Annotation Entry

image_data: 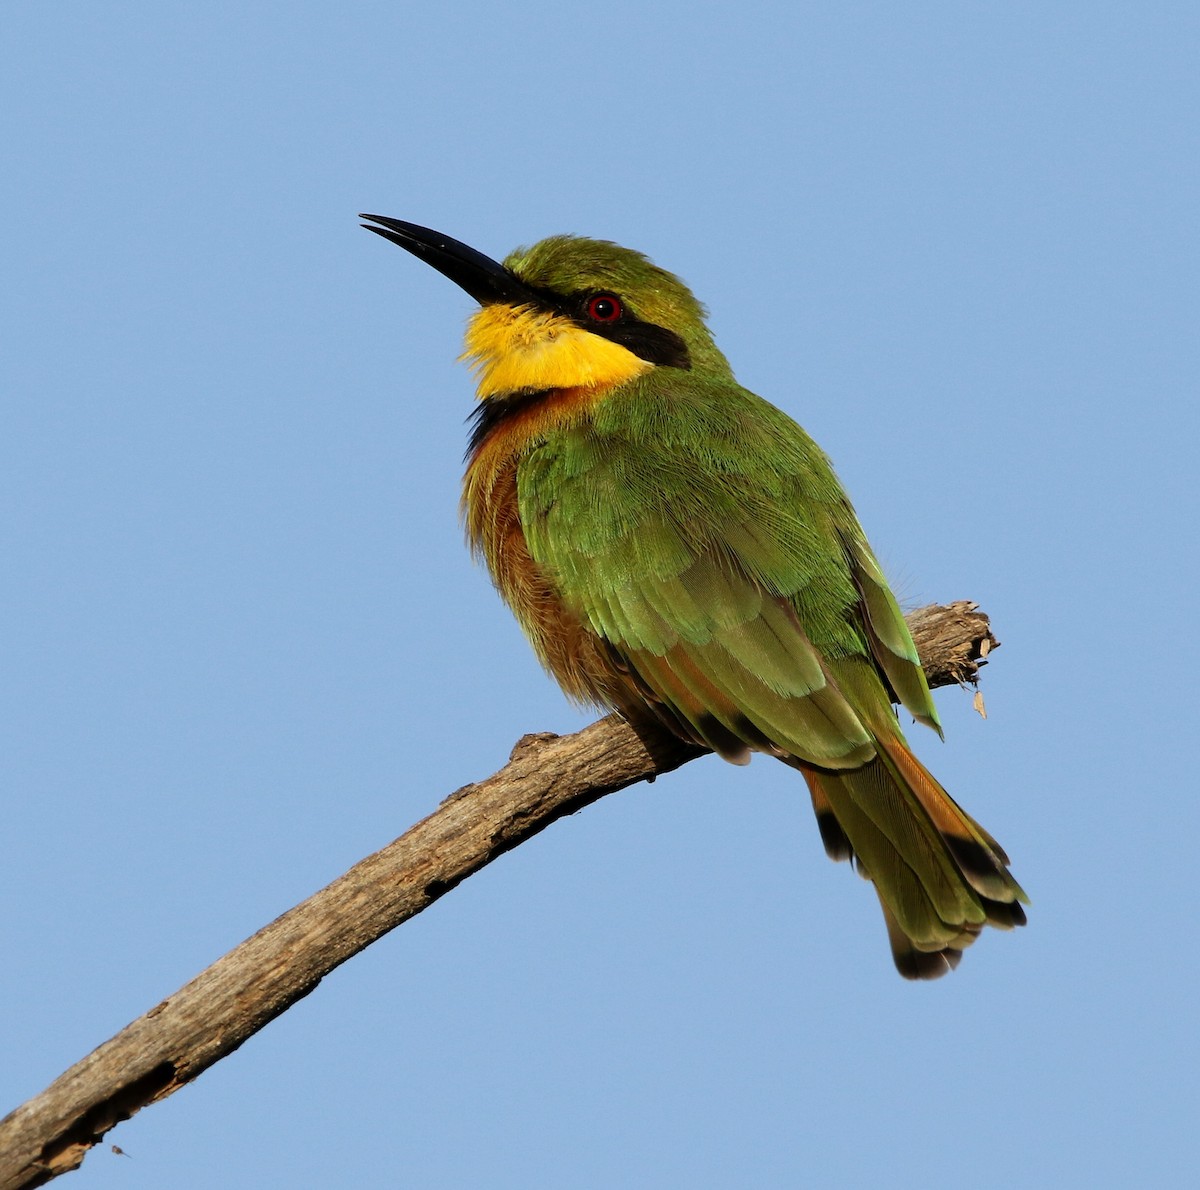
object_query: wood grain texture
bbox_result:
[0,602,998,1190]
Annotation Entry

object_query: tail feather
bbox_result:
[982,899,1028,930]
[797,739,1026,979]
[879,898,965,981]
[806,779,854,862]
[873,733,1028,905]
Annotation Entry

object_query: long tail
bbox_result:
[796,735,1027,979]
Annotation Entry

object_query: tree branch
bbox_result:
[0,602,997,1190]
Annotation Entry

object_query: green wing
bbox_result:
[517,377,937,764]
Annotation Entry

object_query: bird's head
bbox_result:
[361,216,728,400]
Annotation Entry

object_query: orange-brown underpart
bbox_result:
[462,386,629,709]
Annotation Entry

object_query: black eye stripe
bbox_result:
[602,320,692,370]
[571,291,690,370]
[508,281,691,371]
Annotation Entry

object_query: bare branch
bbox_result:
[906,600,998,688]
[0,602,998,1190]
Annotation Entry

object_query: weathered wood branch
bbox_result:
[0,602,996,1190]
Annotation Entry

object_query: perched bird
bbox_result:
[361,215,1027,978]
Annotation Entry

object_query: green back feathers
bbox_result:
[517,375,940,765]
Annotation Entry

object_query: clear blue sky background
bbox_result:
[3,4,1196,1187]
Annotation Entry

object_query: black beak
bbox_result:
[359,215,540,308]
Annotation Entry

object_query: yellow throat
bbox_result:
[462,304,652,398]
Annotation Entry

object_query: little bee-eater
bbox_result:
[362,215,1027,978]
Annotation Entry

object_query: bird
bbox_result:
[361,214,1027,978]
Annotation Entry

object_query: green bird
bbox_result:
[362,215,1027,978]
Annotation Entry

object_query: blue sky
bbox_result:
[3,3,1197,1186]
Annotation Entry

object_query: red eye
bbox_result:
[586,294,623,323]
